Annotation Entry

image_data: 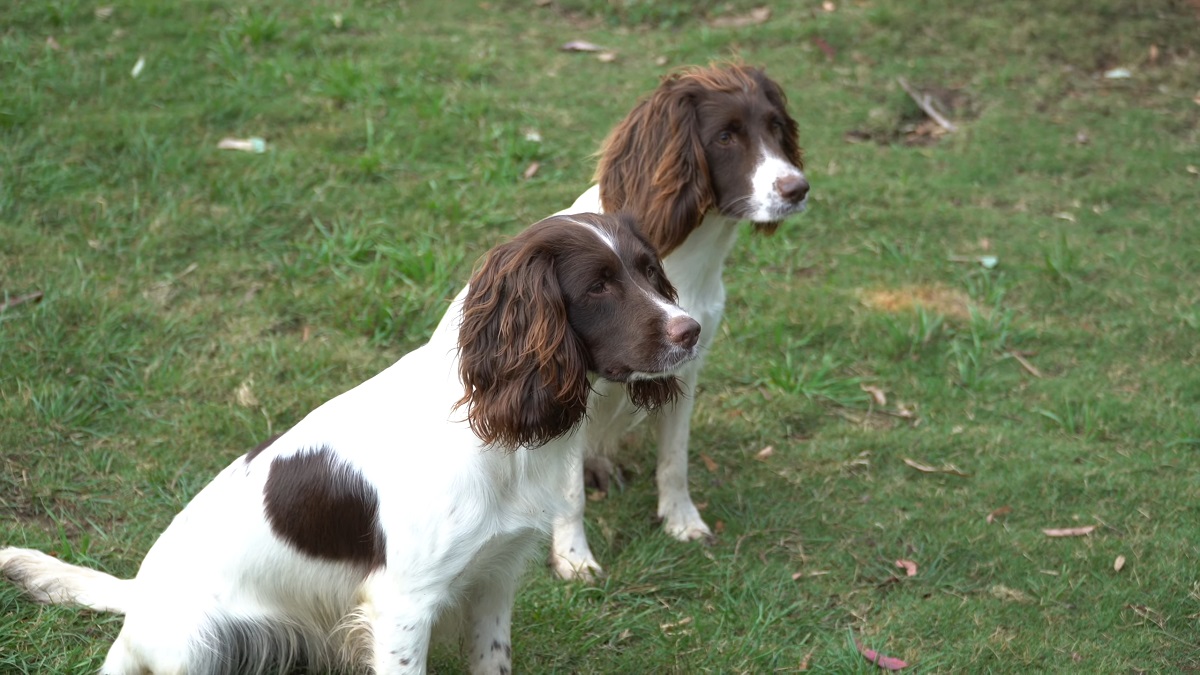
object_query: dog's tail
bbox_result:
[0,547,132,614]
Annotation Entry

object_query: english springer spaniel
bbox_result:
[0,213,699,675]
[546,64,810,579]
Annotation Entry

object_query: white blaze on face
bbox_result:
[747,143,808,222]
[568,217,690,319]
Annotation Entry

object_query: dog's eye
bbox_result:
[588,280,609,295]
[771,119,785,134]
[716,130,734,145]
[646,265,659,281]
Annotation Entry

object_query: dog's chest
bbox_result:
[663,215,741,335]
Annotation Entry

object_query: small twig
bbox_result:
[1008,350,1043,378]
[0,291,44,313]
[897,76,957,132]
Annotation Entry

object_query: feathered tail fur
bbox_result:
[0,547,131,614]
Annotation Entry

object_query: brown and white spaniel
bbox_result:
[545,64,810,579]
[0,213,699,674]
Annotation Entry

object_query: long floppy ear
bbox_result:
[595,78,714,257]
[455,238,591,449]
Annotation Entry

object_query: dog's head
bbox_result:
[595,63,808,255]
[456,213,700,449]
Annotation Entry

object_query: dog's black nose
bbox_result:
[667,316,701,351]
[775,174,810,203]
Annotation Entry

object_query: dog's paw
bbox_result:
[582,456,625,495]
[659,502,715,544]
[549,551,605,583]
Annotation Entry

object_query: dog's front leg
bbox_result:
[655,367,715,544]
[464,575,517,675]
[363,577,441,675]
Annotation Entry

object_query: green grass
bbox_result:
[2,0,1199,671]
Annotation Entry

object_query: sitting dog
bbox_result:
[0,212,700,675]
[547,64,810,579]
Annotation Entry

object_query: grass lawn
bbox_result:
[2,0,1199,672]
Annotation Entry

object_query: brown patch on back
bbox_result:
[262,446,387,571]
[859,286,976,320]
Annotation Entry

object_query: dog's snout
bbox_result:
[667,316,701,351]
[775,174,810,203]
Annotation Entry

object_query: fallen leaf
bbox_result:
[1114,555,1126,572]
[754,445,775,461]
[1042,525,1096,537]
[986,505,1013,524]
[46,36,61,50]
[990,584,1032,603]
[235,380,258,408]
[714,520,725,535]
[855,640,908,670]
[654,55,668,66]
[522,161,540,180]
[560,40,605,52]
[0,291,45,313]
[812,35,836,60]
[660,616,693,632]
[709,6,770,28]
[1053,211,1076,222]
[861,384,887,406]
[822,1,836,11]
[95,6,114,19]
[895,559,917,577]
[218,137,267,153]
[1103,67,1132,79]
[596,51,617,63]
[131,55,145,78]
[902,457,971,477]
[798,649,813,670]
[792,570,830,580]
[699,453,718,473]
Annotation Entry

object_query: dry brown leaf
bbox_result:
[699,453,718,473]
[1042,525,1096,537]
[95,6,114,19]
[235,380,258,408]
[798,649,813,670]
[659,616,693,632]
[714,520,725,535]
[709,6,770,28]
[792,570,829,580]
[812,35,837,60]
[855,640,909,671]
[986,505,1012,523]
[990,584,1032,603]
[861,384,887,406]
[0,291,45,313]
[46,36,62,50]
[902,457,971,477]
[895,559,917,577]
[754,445,775,461]
[522,161,540,180]
[1114,555,1126,572]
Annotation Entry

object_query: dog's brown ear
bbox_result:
[456,236,591,449]
[596,78,714,257]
